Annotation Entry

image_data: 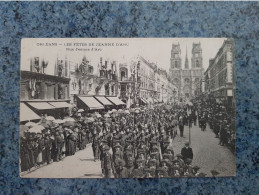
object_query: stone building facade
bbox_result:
[204,38,235,106]
[169,42,204,102]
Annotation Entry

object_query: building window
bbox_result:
[196,60,200,68]
[88,66,93,74]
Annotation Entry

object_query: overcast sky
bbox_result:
[21,38,226,75]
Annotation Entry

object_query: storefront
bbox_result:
[23,101,72,119]
[94,96,114,111]
[20,103,41,123]
[75,95,104,112]
[20,70,72,119]
[106,96,126,109]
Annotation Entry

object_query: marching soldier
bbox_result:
[148,152,160,168]
[125,151,135,177]
[113,142,123,160]
[92,130,100,161]
[137,140,148,159]
[114,159,128,178]
[99,139,109,177]
[132,159,145,178]
[103,145,113,178]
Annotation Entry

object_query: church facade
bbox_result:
[169,42,204,102]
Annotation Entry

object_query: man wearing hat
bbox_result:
[147,158,158,177]
[132,159,145,178]
[113,142,123,160]
[137,140,148,159]
[157,167,168,178]
[160,134,170,155]
[125,151,135,177]
[178,116,184,137]
[114,159,128,178]
[172,161,181,177]
[150,146,160,162]
[164,146,174,161]
[160,159,170,177]
[135,152,146,167]
[103,145,113,178]
[219,120,228,146]
[99,140,108,177]
[143,168,155,178]
[92,130,100,162]
[148,152,160,168]
[43,133,52,164]
[181,142,193,164]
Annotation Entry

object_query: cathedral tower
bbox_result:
[190,42,204,97]
[170,43,182,71]
[169,43,182,96]
[170,42,204,102]
[191,42,203,68]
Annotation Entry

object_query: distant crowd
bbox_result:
[20,98,235,178]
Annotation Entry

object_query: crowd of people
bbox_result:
[20,98,235,177]
[193,97,236,153]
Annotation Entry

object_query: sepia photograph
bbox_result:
[20,38,236,178]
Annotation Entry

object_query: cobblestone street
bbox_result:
[171,124,235,177]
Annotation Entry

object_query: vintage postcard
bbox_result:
[20,38,235,178]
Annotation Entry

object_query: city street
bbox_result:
[23,123,235,178]
[22,144,102,178]
[171,124,235,177]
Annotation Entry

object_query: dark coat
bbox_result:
[181,147,193,161]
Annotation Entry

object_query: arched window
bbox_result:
[121,71,126,81]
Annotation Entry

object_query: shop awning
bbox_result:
[28,102,55,110]
[20,103,41,122]
[143,98,149,104]
[140,98,148,104]
[106,96,125,106]
[48,101,72,108]
[95,96,113,106]
[77,96,104,110]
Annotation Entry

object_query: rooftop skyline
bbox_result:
[21,38,227,76]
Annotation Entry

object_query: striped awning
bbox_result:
[95,96,113,106]
[48,101,72,108]
[20,103,41,122]
[106,96,125,106]
[77,96,104,110]
[140,98,148,104]
[28,102,55,110]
